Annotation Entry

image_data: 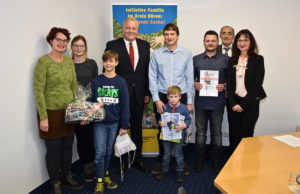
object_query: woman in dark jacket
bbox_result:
[227,29,266,154]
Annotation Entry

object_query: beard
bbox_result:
[205,47,216,52]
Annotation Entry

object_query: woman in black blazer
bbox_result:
[227,29,266,153]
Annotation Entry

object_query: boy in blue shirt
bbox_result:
[156,86,191,183]
[91,50,130,194]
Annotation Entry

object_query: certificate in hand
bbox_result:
[199,70,219,97]
[162,113,182,140]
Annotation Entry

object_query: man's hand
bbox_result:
[232,105,243,112]
[216,84,225,92]
[119,129,127,136]
[155,100,166,114]
[187,104,194,114]
[40,119,49,132]
[194,81,203,91]
[144,96,150,104]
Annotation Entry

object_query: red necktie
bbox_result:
[172,106,175,113]
[129,43,134,70]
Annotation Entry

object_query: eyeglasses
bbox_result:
[72,44,85,49]
[237,39,249,43]
[54,38,69,44]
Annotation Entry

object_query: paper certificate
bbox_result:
[199,70,219,97]
[161,113,182,140]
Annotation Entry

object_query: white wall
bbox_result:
[0,0,111,193]
[0,0,300,193]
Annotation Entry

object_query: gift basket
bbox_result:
[65,84,105,123]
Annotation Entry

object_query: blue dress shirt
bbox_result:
[149,45,194,104]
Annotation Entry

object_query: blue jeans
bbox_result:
[93,122,118,178]
[195,108,224,163]
[162,132,184,172]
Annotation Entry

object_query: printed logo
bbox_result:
[97,86,119,105]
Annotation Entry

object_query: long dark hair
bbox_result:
[231,29,259,61]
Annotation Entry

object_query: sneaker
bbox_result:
[50,180,62,194]
[195,161,203,172]
[183,162,190,175]
[94,182,104,194]
[104,176,118,190]
[152,162,162,174]
[156,172,168,180]
[61,174,84,190]
[176,171,184,183]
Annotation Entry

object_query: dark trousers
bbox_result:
[229,99,259,154]
[129,88,144,161]
[45,135,74,182]
[154,92,188,163]
[195,108,224,163]
[75,123,95,166]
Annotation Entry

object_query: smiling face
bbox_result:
[122,19,138,42]
[50,32,69,53]
[204,34,218,52]
[71,39,86,57]
[103,57,118,73]
[163,30,178,47]
[220,27,234,47]
[237,34,250,53]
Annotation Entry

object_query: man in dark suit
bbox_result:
[217,26,235,57]
[105,17,150,173]
[217,25,235,153]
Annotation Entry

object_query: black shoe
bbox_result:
[152,162,162,174]
[61,174,84,190]
[195,161,203,172]
[50,180,62,194]
[176,171,184,183]
[183,162,190,175]
[156,172,168,180]
[213,163,221,174]
[133,161,149,173]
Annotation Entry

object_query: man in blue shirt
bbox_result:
[193,30,229,174]
[149,23,194,174]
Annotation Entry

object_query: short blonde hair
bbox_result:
[167,85,181,96]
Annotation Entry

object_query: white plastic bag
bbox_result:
[114,134,136,157]
[114,134,136,182]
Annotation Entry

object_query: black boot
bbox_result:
[50,180,62,194]
[61,174,84,190]
[83,162,96,182]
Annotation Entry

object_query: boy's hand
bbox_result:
[119,129,127,136]
[40,119,49,132]
[176,123,187,132]
[80,120,89,125]
[159,121,164,128]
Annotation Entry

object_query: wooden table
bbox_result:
[214,132,300,194]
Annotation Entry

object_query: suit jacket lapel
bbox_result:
[118,38,134,71]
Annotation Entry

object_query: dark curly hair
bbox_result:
[46,27,71,46]
[232,29,258,61]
